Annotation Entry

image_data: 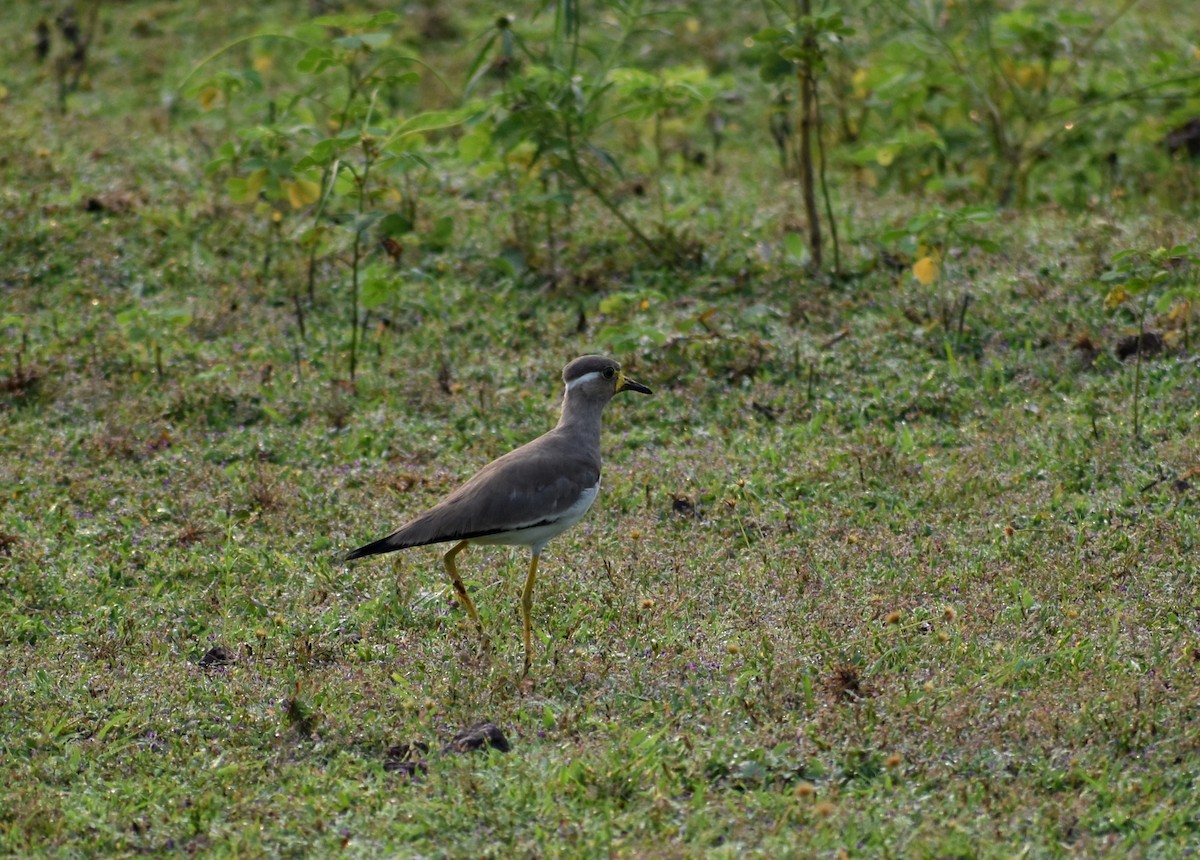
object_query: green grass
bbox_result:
[3,1,1200,857]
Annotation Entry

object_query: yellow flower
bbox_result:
[198,85,223,111]
[1103,286,1128,310]
[912,256,939,285]
[284,178,322,209]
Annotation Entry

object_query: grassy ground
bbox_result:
[2,2,1199,857]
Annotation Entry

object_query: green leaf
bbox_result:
[295,141,336,168]
[463,31,500,96]
[298,225,330,250]
[958,206,997,223]
[204,156,230,178]
[379,213,413,236]
[753,27,791,42]
[784,232,806,261]
[878,228,911,244]
[360,265,398,310]
[585,143,624,177]
[226,169,266,204]
[296,47,334,74]
[114,309,140,327]
[312,11,398,29]
[426,216,454,251]
[152,307,193,327]
[381,71,421,89]
[608,67,658,91]
[387,107,476,145]
[906,213,937,233]
[1154,289,1186,314]
[757,52,795,83]
[358,32,392,49]
[598,292,638,315]
[1056,10,1093,26]
[457,127,492,161]
[359,11,399,27]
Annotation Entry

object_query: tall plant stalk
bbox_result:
[797,0,822,272]
[753,0,849,274]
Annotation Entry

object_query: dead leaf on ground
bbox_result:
[82,190,137,215]
[384,741,430,777]
[198,645,233,669]
[442,722,511,754]
[1115,331,1163,361]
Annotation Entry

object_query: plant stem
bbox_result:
[797,0,822,272]
[349,230,360,385]
[1133,294,1148,440]
[813,82,839,275]
[563,135,664,260]
[347,92,379,386]
[543,173,558,289]
[655,112,667,228]
[292,288,307,341]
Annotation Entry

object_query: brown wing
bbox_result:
[344,430,599,560]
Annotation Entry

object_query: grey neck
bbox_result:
[555,388,608,441]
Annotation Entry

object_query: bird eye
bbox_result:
[602,366,616,379]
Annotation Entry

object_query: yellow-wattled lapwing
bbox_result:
[346,355,651,675]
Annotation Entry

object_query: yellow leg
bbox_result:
[520,553,540,677]
[443,540,489,651]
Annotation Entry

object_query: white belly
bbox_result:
[473,482,600,554]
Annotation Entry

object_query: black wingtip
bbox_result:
[344,536,395,562]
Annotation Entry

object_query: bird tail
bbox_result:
[344,531,414,562]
